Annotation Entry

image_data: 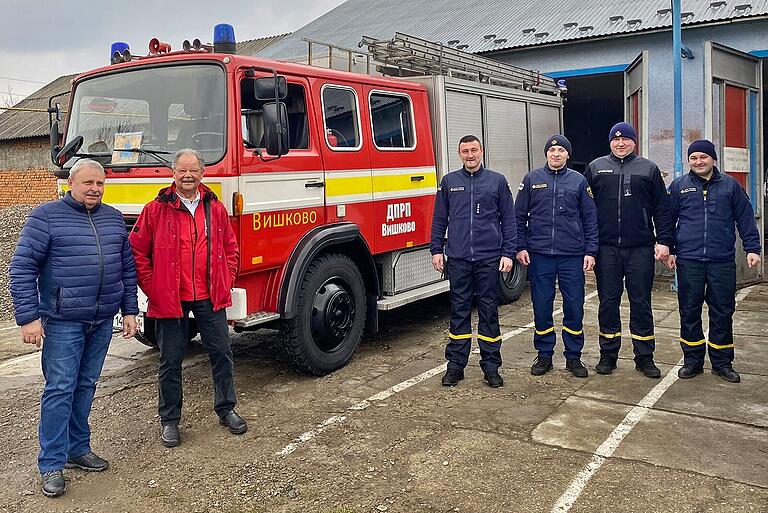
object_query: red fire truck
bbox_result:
[50,25,563,375]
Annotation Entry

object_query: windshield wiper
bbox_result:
[116,148,172,168]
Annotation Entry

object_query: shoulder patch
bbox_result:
[586,186,594,198]
[531,183,548,190]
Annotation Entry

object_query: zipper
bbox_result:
[470,173,475,261]
[550,171,557,254]
[190,210,197,301]
[617,159,623,246]
[87,210,103,318]
[702,186,708,258]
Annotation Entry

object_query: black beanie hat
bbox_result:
[545,134,572,157]
[687,139,717,160]
[608,122,637,143]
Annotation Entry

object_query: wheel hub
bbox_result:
[310,281,355,351]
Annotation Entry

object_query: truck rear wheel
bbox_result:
[498,260,527,304]
[281,253,366,375]
[135,318,199,348]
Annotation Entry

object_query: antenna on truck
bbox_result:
[360,32,559,95]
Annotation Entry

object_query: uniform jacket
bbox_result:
[129,183,239,318]
[669,167,761,262]
[430,165,516,261]
[584,153,674,248]
[515,165,599,257]
[9,193,139,326]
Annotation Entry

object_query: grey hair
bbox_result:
[69,159,105,181]
[172,149,205,171]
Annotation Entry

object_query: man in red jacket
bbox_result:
[130,148,245,448]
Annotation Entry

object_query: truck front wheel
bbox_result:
[281,253,366,375]
[498,260,527,304]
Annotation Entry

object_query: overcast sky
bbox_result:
[0,0,346,106]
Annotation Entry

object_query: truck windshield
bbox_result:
[65,63,226,167]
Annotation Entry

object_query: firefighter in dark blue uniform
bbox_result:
[430,135,516,388]
[585,123,675,378]
[667,140,761,383]
[515,135,599,377]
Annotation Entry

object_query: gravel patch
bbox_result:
[0,205,35,324]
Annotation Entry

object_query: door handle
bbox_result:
[410,175,425,182]
[305,181,325,188]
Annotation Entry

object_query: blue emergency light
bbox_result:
[110,42,131,64]
[213,23,236,54]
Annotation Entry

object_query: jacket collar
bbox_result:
[689,166,721,184]
[609,152,637,164]
[461,164,485,177]
[157,182,218,208]
[545,163,567,175]
[63,191,101,213]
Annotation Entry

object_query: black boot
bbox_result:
[483,371,504,388]
[530,356,553,376]
[712,366,740,383]
[566,358,589,378]
[441,369,464,387]
[635,356,661,378]
[677,364,703,379]
[595,353,617,375]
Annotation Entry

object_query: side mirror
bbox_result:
[254,75,287,101]
[263,102,289,156]
[55,136,84,167]
[49,120,61,165]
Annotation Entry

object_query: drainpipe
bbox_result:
[673,0,683,292]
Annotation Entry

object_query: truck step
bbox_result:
[377,280,450,311]
[234,311,281,328]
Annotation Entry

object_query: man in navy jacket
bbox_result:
[667,140,761,383]
[9,159,138,497]
[515,135,598,377]
[430,135,516,388]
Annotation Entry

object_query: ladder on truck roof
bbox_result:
[360,32,559,95]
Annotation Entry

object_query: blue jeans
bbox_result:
[38,318,112,473]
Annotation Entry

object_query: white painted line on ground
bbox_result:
[0,351,39,370]
[551,285,755,513]
[277,290,601,457]
[0,325,19,332]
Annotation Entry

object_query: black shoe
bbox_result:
[712,366,741,383]
[161,424,180,447]
[219,410,248,435]
[530,356,553,376]
[677,365,704,379]
[41,470,65,497]
[441,369,464,387]
[595,354,617,375]
[566,358,589,378]
[483,371,504,388]
[635,357,661,378]
[65,451,109,472]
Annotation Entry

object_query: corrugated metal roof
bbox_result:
[260,0,768,61]
[0,74,75,142]
[236,33,290,55]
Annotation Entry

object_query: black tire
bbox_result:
[134,318,198,348]
[498,260,527,304]
[281,253,366,375]
[135,318,158,348]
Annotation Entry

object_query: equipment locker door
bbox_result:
[705,41,763,282]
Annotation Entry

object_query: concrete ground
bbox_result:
[0,277,766,513]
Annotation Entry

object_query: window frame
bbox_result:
[320,83,363,152]
[368,89,417,152]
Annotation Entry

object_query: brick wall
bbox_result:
[0,138,58,206]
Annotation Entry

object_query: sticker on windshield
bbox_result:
[112,132,143,165]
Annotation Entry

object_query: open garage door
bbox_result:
[705,41,763,283]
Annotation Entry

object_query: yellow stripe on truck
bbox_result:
[62,182,223,205]
[325,172,437,197]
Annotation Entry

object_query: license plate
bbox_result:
[113,313,144,333]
